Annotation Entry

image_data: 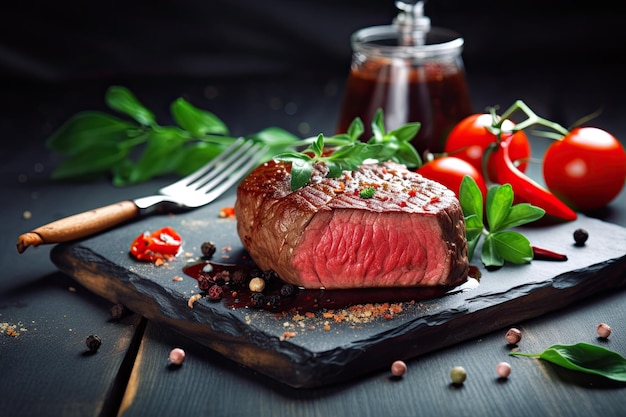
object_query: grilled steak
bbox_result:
[235,160,468,290]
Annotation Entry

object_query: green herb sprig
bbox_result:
[46,86,300,186]
[274,109,422,191]
[510,343,626,382]
[460,175,545,267]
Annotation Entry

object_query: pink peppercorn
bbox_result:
[169,348,186,366]
[597,323,611,339]
[391,360,407,377]
[496,362,511,378]
[505,328,522,345]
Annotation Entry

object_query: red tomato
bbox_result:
[417,156,488,198]
[543,127,626,211]
[130,226,183,262]
[444,114,531,179]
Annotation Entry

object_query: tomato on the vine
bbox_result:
[130,226,183,263]
[444,113,531,180]
[543,127,626,211]
[417,156,488,198]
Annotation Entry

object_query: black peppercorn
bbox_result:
[86,335,102,352]
[250,292,266,308]
[573,228,589,246]
[230,270,247,288]
[109,303,128,320]
[197,273,213,291]
[280,284,296,297]
[201,241,217,258]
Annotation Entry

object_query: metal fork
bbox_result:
[16,138,268,253]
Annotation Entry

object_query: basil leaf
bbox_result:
[105,86,156,127]
[460,175,484,223]
[249,127,300,148]
[486,184,514,232]
[123,128,186,184]
[490,230,533,264]
[171,98,229,137]
[51,142,128,180]
[510,343,626,382]
[46,111,136,154]
[498,203,545,230]
[464,214,484,261]
[393,141,422,168]
[173,142,228,175]
[388,122,420,143]
[481,235,504,267]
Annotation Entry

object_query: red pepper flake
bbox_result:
[130,226,182,263]
[430,196,440,203]
[334,181,346,193]
[408,189,417,197]
[219,207,236,218]
[398,201,407,208]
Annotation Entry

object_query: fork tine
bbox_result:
[195,142,267,194]
[171,137,248,188]
[199,143,269,202]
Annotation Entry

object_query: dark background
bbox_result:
[1,0,621,82]
[1,0,623,156]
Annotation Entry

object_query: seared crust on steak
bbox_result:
[235,160,469,289]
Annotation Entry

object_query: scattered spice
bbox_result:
[505,328,522,345]
[496,362,511,378]
[574,228,589,246]
[187,293,202,308]
[85,335,102,352]
[219,206,236,218]
[597,323,612,339]
[359,186,376,199]
[168,348,186,366]
[201,241,217,258]
[450,366,467,384]
[249,277,266,292]
[109,303,128,320]
[391,360,407,377]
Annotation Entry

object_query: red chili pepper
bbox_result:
[531,246,568,261]
[487,138,577,222]
[130,226,182,262]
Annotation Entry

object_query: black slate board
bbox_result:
[50,189,626,388]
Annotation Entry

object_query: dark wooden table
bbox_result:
[2,68,626,417]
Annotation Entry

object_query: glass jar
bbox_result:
[336,1,473,155]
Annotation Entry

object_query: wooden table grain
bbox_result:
[2,71,626,417]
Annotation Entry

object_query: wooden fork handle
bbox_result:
[17,200,139,253]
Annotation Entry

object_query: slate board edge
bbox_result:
[50,242,626,389]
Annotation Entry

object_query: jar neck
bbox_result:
[352,25,464,61]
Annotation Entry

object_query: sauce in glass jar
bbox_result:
[336,1,473,155]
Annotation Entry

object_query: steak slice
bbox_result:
[235,160,468,290]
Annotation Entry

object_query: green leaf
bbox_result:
[170,98,229,137]
[388,122,420,143]
[51,142,128,180]
[249,127,300,148]
[481,235,504,267]
[490,230,534,264]
[105,86,156,126]
[346,117,364,141]
[460,175,484,223]
[510,343,626,382]
[464,214,484,261]
[486,184,514,232]
[498,203,546,230]
[393,141,422,168]
[310,134,324,158]
[122,128,186,184]
[371,109,386,141]
[173,142,227,175]
[289,158,314,191]
[46,111,137,155]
